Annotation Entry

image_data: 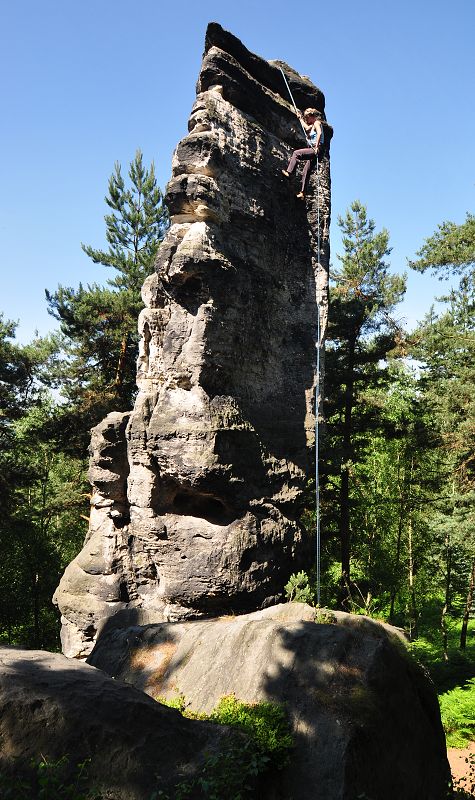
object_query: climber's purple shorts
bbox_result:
[286,147,318,193]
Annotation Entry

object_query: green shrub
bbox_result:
[156,691,188,713]
[0,695,293,800]
[439,678,475,748]
[159,693,293,764]
[408,617,475,694]
[156,693,293,800]
[284,570,315,604]
[209,694,293,764]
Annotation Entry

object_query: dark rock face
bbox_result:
[0,646,233,800]
[54,23,331,657]
[88,604,451,800]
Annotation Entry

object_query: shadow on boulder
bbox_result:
[88,603,451,800]
[0,645,243,799]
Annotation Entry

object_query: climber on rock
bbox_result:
[282,108,323,199]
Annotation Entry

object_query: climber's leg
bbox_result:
[284,148,313,176]
[300,153,316,193]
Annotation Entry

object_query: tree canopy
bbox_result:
[409,212,475,278]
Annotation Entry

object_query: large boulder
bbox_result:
[54,22,332,658]
[88,603,451,800]
[0,646,236,799]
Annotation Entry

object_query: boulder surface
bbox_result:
[88,603,451,800]
[0,646,234,799]
[54,22,332,658]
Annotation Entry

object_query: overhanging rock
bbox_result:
[54,23,332,658]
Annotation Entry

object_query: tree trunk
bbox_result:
[389,451,405,623]
[407,513,419,640]
[339,336,356,608]
[339,469,351,604]
[460,557,475,650]
[389,511,404,622]
[441,481,456,659]
[440,531,451,662]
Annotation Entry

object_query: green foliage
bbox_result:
[156,694,293,800]
[409,212,475,278]
[284,570,316,604]
[0,314,32,419]
[0,319,88,648]
[209,694,293,764]
[0,743,266,800]
[161,739,269,800]
[439,679,475,748]
[332,200,406,326]
[160,693,293,768]
[81,150,168,284]
[324,200,406,605]
[0,396,88,648]
[156,692,189,714]
[309,205,475,648]
[409,616,475,694]
[407,264,475,652]
[0,756,98,800]
[314,607,337,624]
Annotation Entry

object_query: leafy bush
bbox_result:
[284,571,315,604]
[159,692,293,766]
[156,693,293,800]
[157,691,188,713]
[440,678,475,748]
[209,694,293,764]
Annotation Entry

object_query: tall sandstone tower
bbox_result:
[54,23,332,658]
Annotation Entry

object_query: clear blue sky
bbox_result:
[1,0,474,343]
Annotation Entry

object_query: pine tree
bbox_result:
[409,210,475,648]
[46,150,168,452]
[323,201,406,607]
[410,278,475,649]
[409,212,475,278]
[340,363,448,635]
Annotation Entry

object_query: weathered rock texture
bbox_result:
[0,646,235,800]
[88,604,451,800]
[54,22,332,658]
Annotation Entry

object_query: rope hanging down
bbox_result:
[279,68,315,148]
[280,68,322,605]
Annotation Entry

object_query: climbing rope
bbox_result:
[279,67,314,147]
[280,68,322,605]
